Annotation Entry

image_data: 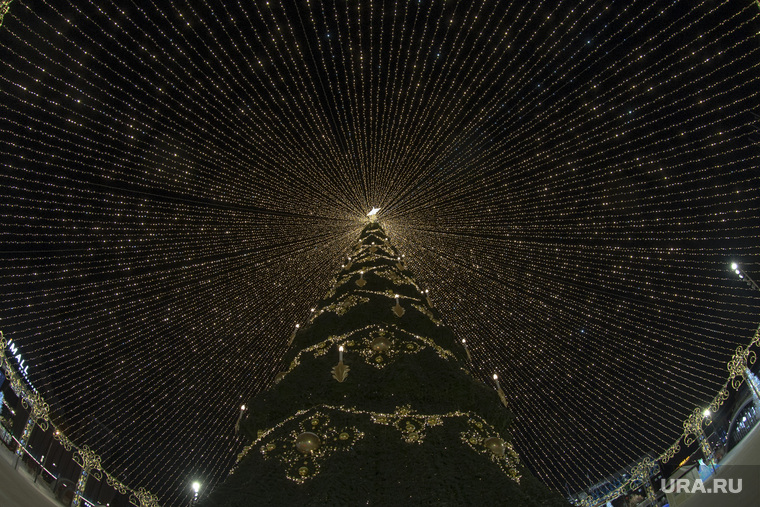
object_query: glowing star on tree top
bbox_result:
[367,207,380,221]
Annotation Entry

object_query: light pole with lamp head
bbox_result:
[190,481,201,506]
[731,262,760,292]
[35,429,59,483]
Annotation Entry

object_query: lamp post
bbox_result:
[731,263,760,292]
[15,416,35,471]
[190,481,201,505]
[35,429,59,483]
[699,408,717,470]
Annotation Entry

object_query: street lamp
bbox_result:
[730,262,760,291]
[36,429,59,483]
[190,481,201,505]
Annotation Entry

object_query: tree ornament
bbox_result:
[295,432,321,454]
[332,362,349,382]
[235,405,247,435]
[288,324,300,346]
[393,294,405,317]
[332,346,349,382]
[497,390,508,407]
[371,335,391,352]
[493,373,508,407]
[461,339,472,362]
[484,437,506,456]
[355,270,367,287]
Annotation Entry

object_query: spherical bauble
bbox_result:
[295,432,321,454]
[484,437,506,456]
[370,335,391,352]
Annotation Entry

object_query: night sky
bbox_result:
[1,0,760,504]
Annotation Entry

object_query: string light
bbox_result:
[0,0,758,503]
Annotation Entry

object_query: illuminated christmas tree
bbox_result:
[202,220,566,506]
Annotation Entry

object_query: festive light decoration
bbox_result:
[294,432,321,455]
[202,222,549,505]
[461,339,472,362]
[235,403,519,483]
[0,1,759,504]
[392,294,406,318]
[331,345,349,382]
[0,0,13,29]
[370,331,391,353]
[0,332,161,507]
[461,418,521,481]
[484,436,506,456]
[258,413,363,484]
[276,324,456,383]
